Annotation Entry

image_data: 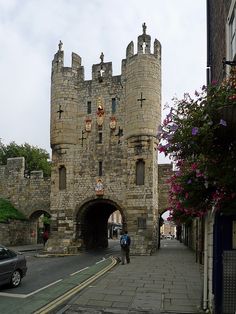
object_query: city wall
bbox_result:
[0,157,50,245]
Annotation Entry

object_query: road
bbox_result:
[0,239,120,296]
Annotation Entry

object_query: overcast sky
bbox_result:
[0,0,206,162]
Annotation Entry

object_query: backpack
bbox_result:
[120,235,128,248]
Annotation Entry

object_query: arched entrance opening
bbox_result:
[160,210,176,239]
[29,210,51,244]
[76,199,125,250]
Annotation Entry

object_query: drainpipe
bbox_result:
[203,213,209,310]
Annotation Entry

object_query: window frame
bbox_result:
[227,0,236,71]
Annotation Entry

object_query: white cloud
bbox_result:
[0,0,206,159]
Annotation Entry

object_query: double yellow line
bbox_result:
[34,257,117,314]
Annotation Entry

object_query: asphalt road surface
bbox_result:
[0,239,120,295]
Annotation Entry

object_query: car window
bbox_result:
[0,248,10,260]
[7,249,17,258]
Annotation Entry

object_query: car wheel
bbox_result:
[10,270,21,287]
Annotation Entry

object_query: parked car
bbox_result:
[0,245,27,288]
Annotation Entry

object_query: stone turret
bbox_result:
[124,23,161,140]
[50,41,84,149]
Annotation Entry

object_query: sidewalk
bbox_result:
[56,240,203,314]
[9,243,44,252]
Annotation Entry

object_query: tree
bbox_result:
[0,141,51,177]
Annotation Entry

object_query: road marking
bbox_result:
[0,279,62,299]
[70,267,89,276]
[96,257,106,264]
[34,257,117,314]
[26,279,63,297]
[0,292,26,299]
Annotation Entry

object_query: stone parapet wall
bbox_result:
[0,157,50,218]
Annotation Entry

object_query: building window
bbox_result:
[98,132,103,143]
[99,161,103,176]
[136,159,145,185]
[112,98,116,114]
[59,166,66,190]
[87,101,92,114]
[138,217,147,229]
[227,2,236,61]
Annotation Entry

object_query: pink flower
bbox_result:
[191,163,198,171]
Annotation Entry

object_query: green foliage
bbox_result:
[42,215,51,225]
[159,69,236,223]
[0,198,26,222]
[0,141,51,177]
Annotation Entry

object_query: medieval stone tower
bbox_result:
[48,24,162,255]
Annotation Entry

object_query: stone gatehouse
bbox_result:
[48,24,163,255]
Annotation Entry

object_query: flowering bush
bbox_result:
[159,69,236,224]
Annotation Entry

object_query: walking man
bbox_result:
[120,230,131,265]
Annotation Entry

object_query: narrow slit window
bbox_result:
[98,132,103,143]
[136,159,145,185]
[112,98,116,114]
[99,161,103,176]
[59,166,66,190]
[87,101,92,114]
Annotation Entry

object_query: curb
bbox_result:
[33,256,118,314]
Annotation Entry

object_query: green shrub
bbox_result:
[0,198,26,222]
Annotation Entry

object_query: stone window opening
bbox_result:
[87,101,92,114]
[98,132,103,143]
[138,217,147,229]
[136,159,145,185]
[59,165,66,190]
[112,98,116,114]
[99,161,103,176]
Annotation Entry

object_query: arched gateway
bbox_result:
[75,198,126,249]
[47,24,162,255]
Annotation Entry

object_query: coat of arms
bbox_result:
[85,118,92,132]
[95,179,104,196]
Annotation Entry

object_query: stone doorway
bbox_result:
[29,210,51,244]
[75,199,125,250]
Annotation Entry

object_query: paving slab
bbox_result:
[57,240,204,314]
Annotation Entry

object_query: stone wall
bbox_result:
[0,157,50,246]
[0,157,50,218]
[0,220,37,246]
[158,164,172,214]
[207,0,232,82]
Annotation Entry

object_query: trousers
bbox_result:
[121,246,130,264]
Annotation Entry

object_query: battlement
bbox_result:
[0,157,47,180]
[51,23,161,86]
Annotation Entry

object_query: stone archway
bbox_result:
[75,199,126,250]
[29,210,51,244]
